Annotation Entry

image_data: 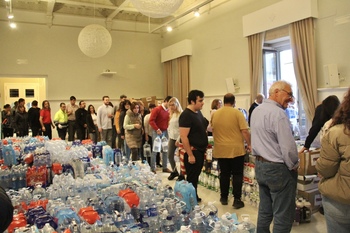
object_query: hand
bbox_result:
[117,129,121,134]
[156,129,162,135]
[42,126,46,132]
[175,141,180,147]
[188,155,196,164]
[98,128,102,133]
[145,135,149,142]
[52,125,55,129]
[246,145,252,153]
[58,124,63,129]
[299,147,308,153]
[121,135,125,139]
[134,124,141,129]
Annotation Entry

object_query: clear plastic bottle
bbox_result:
[190,213,206,233]
[163,216,176,233]
[176,226,193,233]
[239,214,256,233]
[32,183,46,200]
[41,223,56,233]
[143,142,152,158]
[148,203,159,232]
[161,135,169,152]
[211,222,224,233]
[178,210,190,230]
[153,136,161,153]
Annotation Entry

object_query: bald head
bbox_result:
[256,93,265,104]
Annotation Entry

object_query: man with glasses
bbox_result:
[251,80,299,233]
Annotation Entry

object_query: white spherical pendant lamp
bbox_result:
[130,0,184,18]
[78,24,112,58]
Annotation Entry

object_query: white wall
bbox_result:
[161,0,350,117]
[1,0,350,119]
[0,19,164,101]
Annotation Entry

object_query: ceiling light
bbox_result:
[8,13,14,19]
[194,10,200,17]
[166,26,173,32]
[5,0,10,2]
[9,22,16,28]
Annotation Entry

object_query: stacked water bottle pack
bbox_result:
[1,135,258,233]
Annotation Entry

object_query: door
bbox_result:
[4,83,40,109]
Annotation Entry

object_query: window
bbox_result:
[263,42,308,140]
[25,89,35,98]
[9,89,19,98]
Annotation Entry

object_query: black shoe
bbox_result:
[319,206,324,215]
[156,163,163,168]
[220,197,228,205]
[197,197,202,203]
[168,171,179,180]
[233,199,245,209]
[177,174,185,181]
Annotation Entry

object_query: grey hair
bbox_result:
[269,80,292,96]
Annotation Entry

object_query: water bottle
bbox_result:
[205,211,218,232]
[177,210,190,230]
[114,149,122,165]
[211,222,224,233]
[163,216,176,233]
[190,213,206,233]
[41,223,56,233]
[103,221,118,233]
[177,226,193,233]
[143,142,151,158]
[239,214,256,233]
[302,200,312,223]
[153,136,161,153]
[161,135,168,152]
[148,203,159,232]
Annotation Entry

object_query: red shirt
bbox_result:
[40,109,52,124]
[149,104,169,131]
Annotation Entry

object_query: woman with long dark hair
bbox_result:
[316,89,350,233]
[40,100,55,139]
[86,104,98,143]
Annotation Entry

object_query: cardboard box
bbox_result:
[297,189,323,213]
[141,96,157,108]
[298,150,320,176]
[297,175,320,191]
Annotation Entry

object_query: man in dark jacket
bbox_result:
[75,100,88,141]
[28,100,41,136]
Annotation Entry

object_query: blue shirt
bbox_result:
[251,99,299,170]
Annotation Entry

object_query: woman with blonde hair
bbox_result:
[167,97,183,180]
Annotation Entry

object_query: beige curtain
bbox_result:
[248,32,265,103]
[163,56,189,108]
[164,60,173,96]
[177,56,189,108]
[289,18,317,124]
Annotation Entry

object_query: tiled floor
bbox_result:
[156,169,327,233]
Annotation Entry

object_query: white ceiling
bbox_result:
[0,0,257,33]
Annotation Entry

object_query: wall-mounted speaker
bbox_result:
[324,64,339,87]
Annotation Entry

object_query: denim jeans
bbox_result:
[150,130,168,171]
[255,160,297,233]
[322,195,350,233]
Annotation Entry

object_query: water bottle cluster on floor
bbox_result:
[1,136,258,233]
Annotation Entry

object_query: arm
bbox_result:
[301,105,323,151]
[144,114,150,141]
[39,115,45,131]
[149,107,161,135]
[123,115,135,130]
[316,133,341,179]
[277,116,299,170]
[241,129,251,152]
[180,127,196,164]
[114,111,120,133]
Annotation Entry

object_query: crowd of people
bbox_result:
[2,84,350,232]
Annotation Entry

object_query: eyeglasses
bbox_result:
[169,104,175,106]
[281,89,294,99]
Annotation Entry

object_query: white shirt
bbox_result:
[144,113,154,137]
[168,113,180,140]
[97,104,114,129]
